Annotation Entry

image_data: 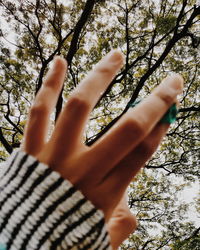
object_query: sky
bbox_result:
[0,0,199,236]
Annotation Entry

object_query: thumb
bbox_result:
[107,193,137,249]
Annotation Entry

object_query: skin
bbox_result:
[21,50,183,249]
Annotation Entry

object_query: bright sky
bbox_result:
[0,0,199,234]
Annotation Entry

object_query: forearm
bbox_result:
[0,150,111,250]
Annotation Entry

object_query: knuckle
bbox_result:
[96,65,112,75]
[95,64,117,78]
[67,95,90,111]
[29,102,48,117]
[137,140,155,155]
[155,91,174,106]
[44,81,58,91]
[124,118,146,137]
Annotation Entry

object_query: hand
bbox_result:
[21,50,183,248]
[107,192,137,250]
[105,118,173,247]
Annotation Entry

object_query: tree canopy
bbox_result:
[0,0,199,249]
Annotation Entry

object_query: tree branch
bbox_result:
[66,0,96,65]
[0,127,13,154]
[87,4,200,145]
[179,106,200,112]
[55,0,97,120]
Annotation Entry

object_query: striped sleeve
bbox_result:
[0,150,111,250]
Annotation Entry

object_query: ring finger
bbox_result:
[88,74,183,178]
[89,122,170,219]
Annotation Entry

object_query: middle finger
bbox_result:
[48,50,124,158]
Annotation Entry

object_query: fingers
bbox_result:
[21,57,67,155]
[101,122,170,199]
[89,74,183,176]
[48,50,124,158]
[88,122,170,219]
[72,49,124,108]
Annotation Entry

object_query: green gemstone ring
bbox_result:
[0,243,7,250]
[128,99,178,124]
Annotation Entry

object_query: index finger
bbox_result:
[22,57,67,155]
[89,74,184,174]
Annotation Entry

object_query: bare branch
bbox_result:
[0,127,13,154]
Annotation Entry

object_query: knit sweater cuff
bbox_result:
[0,150,111,250]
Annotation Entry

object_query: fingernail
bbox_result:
[161,73,184,96]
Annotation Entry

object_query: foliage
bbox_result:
[0,0,199,248]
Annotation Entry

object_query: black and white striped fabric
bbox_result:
[0,150,111,250]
